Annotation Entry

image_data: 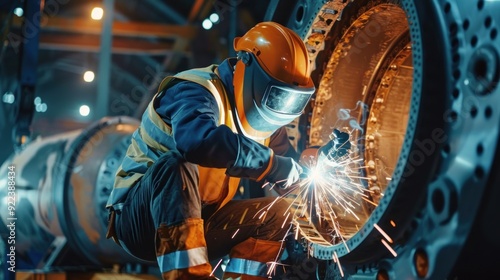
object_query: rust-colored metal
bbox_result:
[293,3,412,246]
[12,16,197,39]
[39,33,175,54]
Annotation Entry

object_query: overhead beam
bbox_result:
[188,0,205,22]
[38,34,176,55]
[12,17,197,40]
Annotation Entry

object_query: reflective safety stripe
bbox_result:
[157,247,209,273]
[224,258,268,277]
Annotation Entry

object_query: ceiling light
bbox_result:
[79,105,90,117]
[202,19,213,30]
[91,7,104,20]
[13,7,23,17]
[36,103,47,113]
[83,71,95,82]
[2,92,15,104]
[209,13,220,23]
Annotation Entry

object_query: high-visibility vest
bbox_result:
[107,64,270,209]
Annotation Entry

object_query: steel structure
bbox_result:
[1,0,499,279]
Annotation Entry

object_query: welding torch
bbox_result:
[277,129,351,193]
[300,129,351,169]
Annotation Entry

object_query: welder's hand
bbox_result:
[265,155,303,188]
[318,129,351,160]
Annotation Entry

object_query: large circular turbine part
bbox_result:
[0,116,141,267]
[294,2,413,247]
[283,0,500,279]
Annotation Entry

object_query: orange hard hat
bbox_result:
[232,21,315,140]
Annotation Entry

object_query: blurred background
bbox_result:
[0,0,269,163]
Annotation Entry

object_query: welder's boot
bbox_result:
[156,218,213,280]
[222,237,284,280]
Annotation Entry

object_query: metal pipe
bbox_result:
[0,117,141,268]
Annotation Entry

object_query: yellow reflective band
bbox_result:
[224,258,268,277]
[157,247,209,273]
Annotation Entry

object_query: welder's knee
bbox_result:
[256,197,294,241]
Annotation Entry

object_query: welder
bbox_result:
[105,21,315,280]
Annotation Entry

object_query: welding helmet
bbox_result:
[233,21,315,140]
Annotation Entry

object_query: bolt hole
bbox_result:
[448,111,458,122]
[485,106,493,119]
[453,69,461,80]
[485,16,492,28]
[491,28,498,40]
[477,143,484,155]
[478,0,485,10]
[474,57,488,79]
[296,5,305,23]
[471,36,478,47]
[444,2,451,13]
[442,144,451,155]
[432,188,445,214]
[452,88,460,99]
[102,186,110,195]
[468,46,500,96]
[470,106,478,118]
[463,19,470,30]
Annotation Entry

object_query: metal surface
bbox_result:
[1,1,499,279]
[278,0,500,278]
[0,116,140,268]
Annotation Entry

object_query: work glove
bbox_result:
[318,129,351,160]
[265,155,303,188]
